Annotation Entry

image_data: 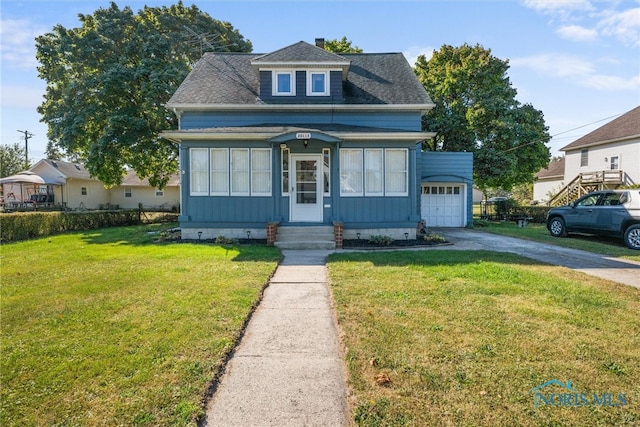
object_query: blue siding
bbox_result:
[259,70,343,103]
[418,151,474,226]
[181,111,422,131]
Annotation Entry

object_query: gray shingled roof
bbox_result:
[41,159,94,180]
[167,42,433,107]
[251,41,349,64]
[535,157,565,179]
[561,106,640,151]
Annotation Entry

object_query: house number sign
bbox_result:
[296,132,311,139]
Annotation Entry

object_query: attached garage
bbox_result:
[421,183,467,227]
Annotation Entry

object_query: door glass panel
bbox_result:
[296,160,317,204]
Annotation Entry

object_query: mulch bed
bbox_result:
[341,238,450,249]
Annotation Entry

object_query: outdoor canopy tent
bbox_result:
[0,171,64,206]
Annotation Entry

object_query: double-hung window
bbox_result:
[385,149,408,195]
[210,148,229,195]
[364,149,383,196]
[580,149,589,167]
[251,149,271,195]
[340,149,364,196]
[307,71,329,96]
[231,148,250,196]
[273,71,295,96]
[190,148,209,195]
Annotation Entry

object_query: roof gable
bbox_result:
[251,41,349,65]
[561,106,640,151]
[32,159,95,180]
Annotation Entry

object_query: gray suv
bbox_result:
[546,190,640,250]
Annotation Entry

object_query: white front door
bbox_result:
[290,154,323,222]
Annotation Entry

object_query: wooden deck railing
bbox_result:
[547,170,624,207]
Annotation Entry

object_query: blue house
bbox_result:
[162,40,473,247]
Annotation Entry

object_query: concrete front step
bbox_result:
[275,226,335,250]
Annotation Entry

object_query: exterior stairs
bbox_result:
[274,226,336,250]
[548,170,624,207]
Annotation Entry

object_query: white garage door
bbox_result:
[421,184,465,227]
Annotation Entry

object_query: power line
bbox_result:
[550,112,624,138]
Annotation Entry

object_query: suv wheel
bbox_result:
[623,224,640,250]
[549,217,567,237]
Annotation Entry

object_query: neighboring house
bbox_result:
[9,159,179,211]
[534,106,640,205]
[31,159,110,210]
[111,170,180,211]
[162,39,473,245]
[533,157,565,203]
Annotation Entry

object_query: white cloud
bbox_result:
[511,53,639,91]
[522,0,594,16]
[598,7,640,47]
[511,53,594,78]
[556,24,597,41]
[403,46,435,67]
[0,19,46,69]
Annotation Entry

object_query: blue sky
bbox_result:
[1,0,639,163]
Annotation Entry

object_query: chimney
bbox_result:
[315,38,325,49]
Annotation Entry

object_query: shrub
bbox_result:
[423,233,446,243]
[0,211,142,243]
[369,235,394,246]
[214,235,239,245]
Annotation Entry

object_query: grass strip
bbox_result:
[1,224,280,426]
[329,250,640,426]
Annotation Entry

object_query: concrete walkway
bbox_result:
[203,229,639,426]
[203,250,349,427]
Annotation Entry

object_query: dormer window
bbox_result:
[307,71,329,96]
[273,71,295,96]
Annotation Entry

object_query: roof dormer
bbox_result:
[251,41,351,81]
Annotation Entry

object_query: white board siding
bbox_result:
[421,183,466,227]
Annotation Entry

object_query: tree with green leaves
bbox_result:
[0,144,28,178]
[36,1,251,188]
[324,37,362,53]
[415,44,550,191]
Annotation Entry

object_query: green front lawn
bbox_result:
[329,250,640,426]
[0,225,280,426]
[476,221,640,262]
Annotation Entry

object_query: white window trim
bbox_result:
[340,149,364,197]
[190,148,209,196]
[610,154,620,171]
[323,148,331,196]
[364,149,384,196]
[124,187,132,198]
[251,148,272,196]
[231,148,250,196]
[306,70,330,96]
[272,70,296,96]
[384,148,408,196]
[282,147,290,196]
[155,189,164,197]
[210,148,230,196]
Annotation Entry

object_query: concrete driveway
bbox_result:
[437,228,640,289]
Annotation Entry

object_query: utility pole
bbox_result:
[17,130,33,169]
